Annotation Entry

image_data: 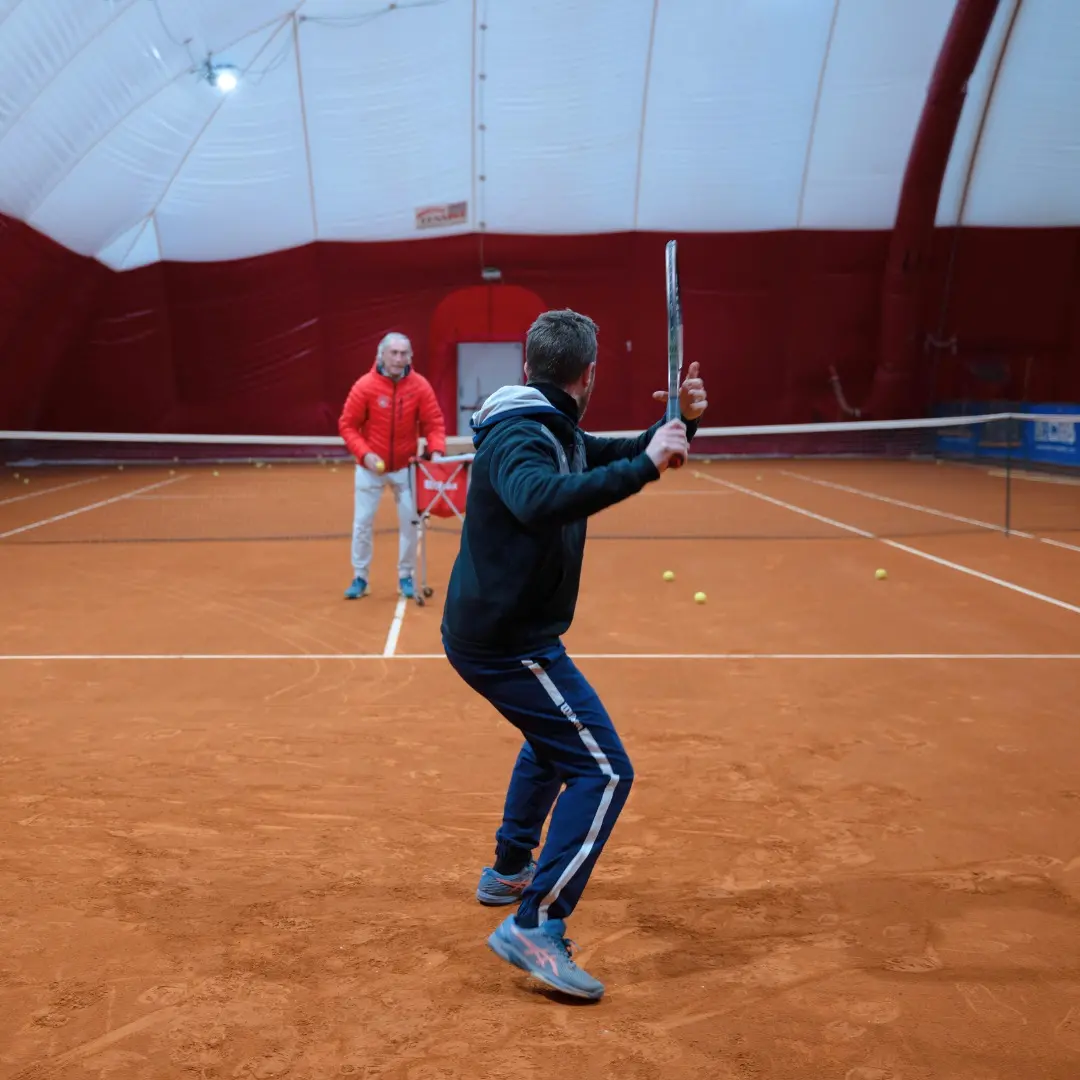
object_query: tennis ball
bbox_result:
[375,461,385,474]
[875,568,888,580]
[694,591,707,604]
[23,477,30,485]
[212,469,220,477]
[662,570,675,582]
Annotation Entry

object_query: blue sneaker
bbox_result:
[344,576,367,600]
[476,861,536,906]
[399,576,415,599]
[487,914,605,1001]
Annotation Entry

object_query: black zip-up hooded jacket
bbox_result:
[440,381,697,656]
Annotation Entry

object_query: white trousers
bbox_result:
[351,465,418,581]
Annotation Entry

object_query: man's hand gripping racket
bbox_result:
[650,240,707,471]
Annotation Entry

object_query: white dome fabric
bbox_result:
[1,0,1079,271]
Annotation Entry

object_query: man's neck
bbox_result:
[528,381,580,422]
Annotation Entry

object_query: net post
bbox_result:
[1003,417,1013,537]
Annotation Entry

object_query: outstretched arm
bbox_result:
[489,426,660,528]
[417,378,447,457]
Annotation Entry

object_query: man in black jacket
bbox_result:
[441,309,707,1000]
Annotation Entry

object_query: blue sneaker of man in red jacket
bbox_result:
[441,309,707,1000]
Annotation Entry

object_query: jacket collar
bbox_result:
[373,360,411,381]
[527,381,579,424]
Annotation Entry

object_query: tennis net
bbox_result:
[2,411,1077,545]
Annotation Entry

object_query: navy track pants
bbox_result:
[444,640,634,927]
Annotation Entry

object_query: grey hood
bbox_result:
[469,385,560,446]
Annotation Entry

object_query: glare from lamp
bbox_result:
[212,69,238,92]
[214,68,239,92]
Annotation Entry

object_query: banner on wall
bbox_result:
[934,402,1079,467]
[415,201,468,230]
[1025,403,1079,467]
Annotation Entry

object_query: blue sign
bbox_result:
[1024,404,1080,467]
[934,402,1080,469]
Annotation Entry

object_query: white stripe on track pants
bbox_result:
[351,464,419,581]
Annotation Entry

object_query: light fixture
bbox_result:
[200,58,240,93]
[213,67,239,92]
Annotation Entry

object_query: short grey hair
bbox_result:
[377,332,412,361]
[525,309,598,386]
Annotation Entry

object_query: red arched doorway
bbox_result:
[427,284,546,435]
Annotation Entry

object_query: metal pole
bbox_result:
[1004,420,1013,537]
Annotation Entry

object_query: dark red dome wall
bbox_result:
[1,213,1078,437]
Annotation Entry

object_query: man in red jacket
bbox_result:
[338,332,447,600]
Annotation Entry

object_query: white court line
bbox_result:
[383,597,408,657]
[694,471,1080,617]
[0,476,186,539]
[782,469,1080,555]
[0,476,104,507]
[643,490,734,497]
[0,653,1077,662]
[132,494,260,501]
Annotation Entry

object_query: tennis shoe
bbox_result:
[476,861,535,905]
[344,576,368,599]
[487,914,605,1001]
[399,576,415,599]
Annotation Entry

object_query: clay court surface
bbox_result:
[3,457,1080,1080]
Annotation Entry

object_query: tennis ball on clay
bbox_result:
[23,477,30,485]
[662,570,675,582]
[756,474,763,481]
[212,469,220,477]
[694,591,707,604]
[875,568,888,580]
[117,464,124,471]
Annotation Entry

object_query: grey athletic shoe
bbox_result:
[487,914,605,1001]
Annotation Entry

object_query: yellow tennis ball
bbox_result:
[875,568,887,580]
[662,570,675,582]
[375,461,385,474]
[212,469,220,477]
[694,591,707,604]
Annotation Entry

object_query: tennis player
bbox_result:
[338,332,447,600]
[441,309,707,1000]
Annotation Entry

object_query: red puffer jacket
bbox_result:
[338,362,447,474]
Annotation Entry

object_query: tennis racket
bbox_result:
[665,239,686,468]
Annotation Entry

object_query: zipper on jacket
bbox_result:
[388,379,398,472]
